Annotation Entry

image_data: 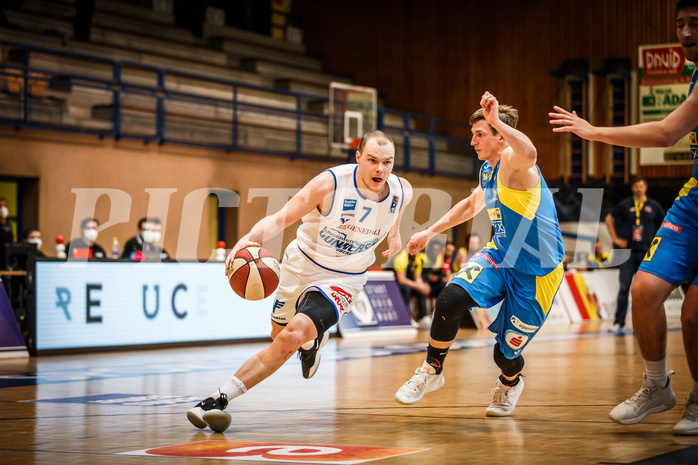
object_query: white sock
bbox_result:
[209,375,247,400]
[644,357,668,387]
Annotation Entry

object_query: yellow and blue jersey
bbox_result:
[449,160,565,359]
[480,160,565,275]
[639,70,698,286]
[659,70,698,228]
[689,70,698,180]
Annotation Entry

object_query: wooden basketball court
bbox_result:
[1,320,697,464]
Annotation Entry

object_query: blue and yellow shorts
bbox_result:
[639,179,698,287]
[450,244,564,359]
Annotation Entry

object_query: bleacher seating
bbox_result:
[0,0,473,176]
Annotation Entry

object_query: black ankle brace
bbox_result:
[499,373,521,387]
[426,344,449,374]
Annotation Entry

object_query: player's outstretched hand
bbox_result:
[549,106,595,138]
[225,238,261,275]
[382,231,402,258]
[407,230,433,255]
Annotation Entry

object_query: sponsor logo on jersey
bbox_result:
[319,227,380,254]
[456,262,484,284]
[389,195,399,213]
[505,330,529,350]
[343,199,357,211]
[273,300,285,311]
[493,221,506,237]
[481,165,493,183]
[473,252,499,270]
[510,316,538,333]
[341,200,356,224]
[661,221,682,233]
[330,286,353,313]
[336,223,381,236]
[690,131,696,145]
[488,208,501,221]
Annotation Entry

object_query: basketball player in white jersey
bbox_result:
[187,130,414,432]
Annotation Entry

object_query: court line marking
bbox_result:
[0,325,681,388]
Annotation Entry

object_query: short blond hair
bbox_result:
[469,105,519,135]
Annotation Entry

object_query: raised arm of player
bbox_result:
[481,91,537,171]
[382,177,414,258]
[407,184,486,255]
[549,88,698,147]
[225,171,335,273]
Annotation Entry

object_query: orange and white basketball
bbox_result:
[227,247,280,301]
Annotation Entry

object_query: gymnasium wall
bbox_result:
[1,127,473,261]
[296,0,682,180]
[5,0,683,260]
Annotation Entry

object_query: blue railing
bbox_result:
[0,41,477,179]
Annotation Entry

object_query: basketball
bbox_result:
[227,247,281,300]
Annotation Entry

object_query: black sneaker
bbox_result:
[187,392,231,433]
[298,332,329,379]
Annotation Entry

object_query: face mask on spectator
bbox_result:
[142,229,157,243]
[83,228,98,243]
[27,238,42,250]
[0,206,8,219]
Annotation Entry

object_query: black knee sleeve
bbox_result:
[430,284,478,342]
[296,291,338,339]
[493,342,524,377]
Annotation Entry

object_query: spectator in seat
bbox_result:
[392,248,431,325]
[421,240,446,300]
[0,197,14,244]
[122,217,170,261]
[586,240,611,270]
[65,217,106,259]
[23,228,46,258]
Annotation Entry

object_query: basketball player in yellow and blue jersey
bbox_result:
[548,0,698,435]
[396,92,565,417]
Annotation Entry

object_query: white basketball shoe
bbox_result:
[486,377,524,417]
[609,371,676,425]
[673,391,698,435]
[395,362,445,405]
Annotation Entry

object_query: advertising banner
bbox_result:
[34,265,411,352]
[337,271,415,336]
[638,44,696,165]
[34,261,276,352]
[578,270,620,320]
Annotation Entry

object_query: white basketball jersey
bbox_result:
[295,164,404,274]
